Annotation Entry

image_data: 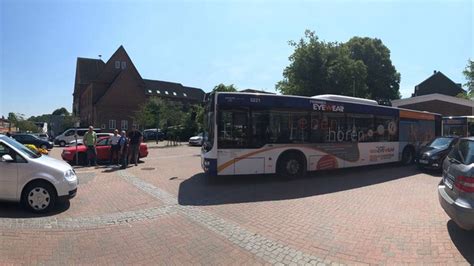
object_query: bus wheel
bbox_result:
[277,152,306,178]
[401,146,414,165]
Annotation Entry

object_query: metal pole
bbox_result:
[75,119,78,165]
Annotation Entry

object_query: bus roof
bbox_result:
[214,91,441,117]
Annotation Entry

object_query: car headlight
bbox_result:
[64,169,77,182]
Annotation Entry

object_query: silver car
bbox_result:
[439,137,474,230]
[0,135,78,213]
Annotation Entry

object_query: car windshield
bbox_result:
[455,139,474,165]
[428,137,454,149]
[2,136,41,159]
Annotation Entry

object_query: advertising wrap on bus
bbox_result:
[201,92,441,177]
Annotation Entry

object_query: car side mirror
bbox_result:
[1,154,14,162]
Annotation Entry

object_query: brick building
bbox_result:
[392,71,472,116]
[73,46,204,131]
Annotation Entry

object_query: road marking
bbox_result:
[119,170,335,265]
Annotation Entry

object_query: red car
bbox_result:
[61,137,148,165]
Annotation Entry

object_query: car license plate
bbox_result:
[419,159,429,164]
[444,176,453,189]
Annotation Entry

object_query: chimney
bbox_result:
[433,70,437,74]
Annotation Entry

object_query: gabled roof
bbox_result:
[94,45,144,84]
[143,79,205,102]
[414,71,464,97]
[76,58,105,85]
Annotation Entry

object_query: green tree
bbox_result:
[345,37,401,99]
[276,30,401,100]
[463,59,474,93]
[52,107,70,116]
[212,83,237,92]
[8,112,39,132]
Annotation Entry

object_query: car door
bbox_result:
[23,135,38,146]
[95,138,111,161]
[0,143,19,200]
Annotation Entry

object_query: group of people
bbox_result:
[83,125,142,169]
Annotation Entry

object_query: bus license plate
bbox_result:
[444,177,453,189]
[419,159,429,164]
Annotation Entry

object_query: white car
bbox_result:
[0,135,77,213]
[188,133,204,146]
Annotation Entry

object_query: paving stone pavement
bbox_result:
[118,170,335,265]
[1,144,472,264]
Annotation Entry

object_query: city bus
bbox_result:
[201,92,441,177]
[442,116,474,137]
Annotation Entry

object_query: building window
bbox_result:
[109,119,116,129]
[121,61,126,69]
[101,124,106,129]
[165,91,169,95]
[173,92,177,96]
[115,61,120,69]
[183,93,187,97]
[121,120,128,130]
[156,90,161,94]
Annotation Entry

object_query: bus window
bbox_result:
[251,111,270,147]
[374,116,398,142]
[218,109,249,148]
[288,112,309,143]
[346,113,375,142]
[468,122,474,136]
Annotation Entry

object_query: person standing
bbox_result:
[127,125,142,166]
[119,130,128,169]
[83,126,97,166]
[109,129,121,165]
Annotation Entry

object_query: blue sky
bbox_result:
[1,0,473,118]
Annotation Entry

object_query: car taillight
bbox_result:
[455,176,474,192]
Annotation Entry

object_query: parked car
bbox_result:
[143,129,165,141]
[0,135,77,213]
[68,133,114,146]
[33,133,49,141]
[54,128,101,147]
[416,136,459,170]
[61,136,148,165]
[188,133,204,146]
[438,137,474,231]
[12,133,54,150]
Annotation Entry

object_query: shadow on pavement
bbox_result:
[178,163,420,206]
[0,200,70,218]
[447,220,474,264]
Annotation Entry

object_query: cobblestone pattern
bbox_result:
[0,206,175,230]
[118,170,335,265]
[76,171,95,185]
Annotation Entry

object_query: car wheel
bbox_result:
[277,152,306,179]
[22,181,57,213]
[401,147,414,165]
[59,141,66,147]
